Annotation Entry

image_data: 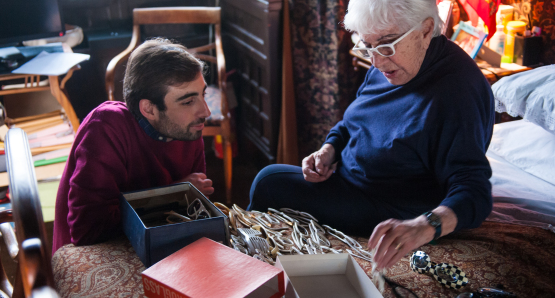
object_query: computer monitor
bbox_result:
[0,0,65,46]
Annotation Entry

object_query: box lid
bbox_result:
[142,237,285,298]
[275,254,383,298]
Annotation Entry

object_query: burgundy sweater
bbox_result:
[52,101,206,253]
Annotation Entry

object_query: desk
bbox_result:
[349,49,531,85]
[0,45,80,133]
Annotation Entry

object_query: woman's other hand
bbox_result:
[302,144,337,182]
[368,206,457,270]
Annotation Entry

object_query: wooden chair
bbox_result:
[105,7,233,204]
[0,128,58,298]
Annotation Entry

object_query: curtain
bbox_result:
[278,0,359,163]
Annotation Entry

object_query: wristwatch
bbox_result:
[424,211,442,240]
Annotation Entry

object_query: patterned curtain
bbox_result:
[289,0,359,160]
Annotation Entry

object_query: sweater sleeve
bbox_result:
[324,120,350,162]
[324,67,372,161]
[422,77,494,231]
[66,115,129,246]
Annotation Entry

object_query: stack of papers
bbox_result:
[12,51,90,76]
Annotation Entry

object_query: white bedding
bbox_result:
[487,150,555,223]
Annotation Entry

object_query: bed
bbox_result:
[51,67,555,297]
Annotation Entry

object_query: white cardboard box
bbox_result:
[275,254,383,298]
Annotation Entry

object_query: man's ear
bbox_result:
[139,99,158,121]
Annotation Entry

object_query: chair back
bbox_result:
[5,128,58,298]
[105,7,227,109]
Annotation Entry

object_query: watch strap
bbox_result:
[424,211,442,240]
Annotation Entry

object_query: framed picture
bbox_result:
[451,21,488,59]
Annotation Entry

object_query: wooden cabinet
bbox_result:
[221,0,282,163]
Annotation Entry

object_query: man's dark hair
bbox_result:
[123,38,204,120]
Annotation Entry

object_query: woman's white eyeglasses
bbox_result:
[352,25,418,58]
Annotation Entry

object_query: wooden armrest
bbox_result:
[0,222,18,260]
[105,25,141,101]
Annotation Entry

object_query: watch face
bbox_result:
[427,212,441,227]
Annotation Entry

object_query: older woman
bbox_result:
[248,0,494,270]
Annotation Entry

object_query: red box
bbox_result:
[142,237,285,298]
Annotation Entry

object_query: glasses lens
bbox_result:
[197,210,210,219]
[377,45,394,57]
[412,253,429,269]
[356,49,372,58]
[437,267,457,282]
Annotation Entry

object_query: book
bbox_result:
[29,134,74,148]
[0,161,66,187]
[27,122,72,140]
[34,156,68,167]
[141,237,285,298]
[32,147,71,162]
[8,110,62,125]
[30,143,72,155]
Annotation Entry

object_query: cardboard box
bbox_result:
[120,182,230,267]
[142,237,285,298]
[275,254,383,298]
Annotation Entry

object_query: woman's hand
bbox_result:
[176,173,214,196]
[302,144,337,182]
[368,206,457,270]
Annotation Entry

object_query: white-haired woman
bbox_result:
[249,0,494,270]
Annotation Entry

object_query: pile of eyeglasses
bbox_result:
[212,204,374,266]
[164,194,212,224]
[138,194,212,227]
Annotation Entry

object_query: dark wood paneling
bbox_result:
[222,0,282,162]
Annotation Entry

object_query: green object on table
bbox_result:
[34,156,68,167]
[37,180,60,222]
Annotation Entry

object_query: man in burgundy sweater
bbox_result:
[53,39,213,253]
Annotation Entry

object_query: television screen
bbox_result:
[0,0,64,45]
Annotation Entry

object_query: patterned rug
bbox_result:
[52,221,555,298]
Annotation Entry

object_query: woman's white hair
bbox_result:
[344,0,443,37]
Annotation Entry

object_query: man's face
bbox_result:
[152,74,211,141]
[359,19,433,85]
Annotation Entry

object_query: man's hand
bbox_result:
[302,144,337,182]
[178,173,214,196]
[368,206,457,270]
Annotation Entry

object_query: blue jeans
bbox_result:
[248,164,422,237]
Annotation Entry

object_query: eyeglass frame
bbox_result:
[352,24,419,59]
[187,198,212,220]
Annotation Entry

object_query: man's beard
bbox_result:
[156,112,205,141]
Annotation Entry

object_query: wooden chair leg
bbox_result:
[13,266,23,298]
[223,139,233,205]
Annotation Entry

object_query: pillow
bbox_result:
[488,120,555,185]
[492,65,555,133]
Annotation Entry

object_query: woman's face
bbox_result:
[359,18,434,85]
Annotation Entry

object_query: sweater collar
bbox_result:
[138,118,173,142]
[414,35,447,79]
